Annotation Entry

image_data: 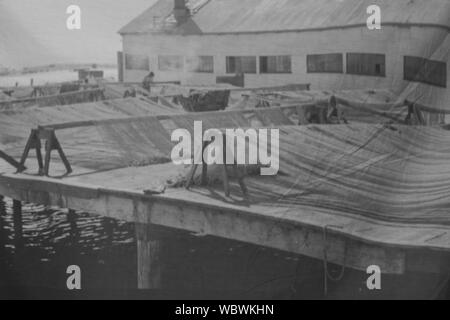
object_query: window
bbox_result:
[260,56,292,74]
[226,56,257,74]
[158,55,184,71]
[307,54,343,73]
[404,56,447,88]
[125,54,149,71]
[186,56,214,73]
[346,53,386,77]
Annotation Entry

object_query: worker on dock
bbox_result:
[142,71,155,92]
[326,95,348,124]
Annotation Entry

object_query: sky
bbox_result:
[0,0,156,68]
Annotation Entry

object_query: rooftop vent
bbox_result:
[174,0,190,26]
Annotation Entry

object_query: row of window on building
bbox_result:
[125,53,447,88]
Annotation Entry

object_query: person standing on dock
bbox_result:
[142,71,155,93]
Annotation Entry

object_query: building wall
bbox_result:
[122,25,449,106]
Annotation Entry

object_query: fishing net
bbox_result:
[92,106,297,170]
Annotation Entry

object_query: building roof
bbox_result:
[119,0,450,35]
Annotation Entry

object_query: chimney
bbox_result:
[173,0,190,26]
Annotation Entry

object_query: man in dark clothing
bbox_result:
[142,71,155,92]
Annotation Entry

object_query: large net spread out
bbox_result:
[1,88,450,227]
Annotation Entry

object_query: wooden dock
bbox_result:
[1,150,450,292]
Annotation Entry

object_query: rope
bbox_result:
[322,225,347,297]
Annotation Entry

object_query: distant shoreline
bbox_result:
[0,63,117,77]
[0,66,118,87]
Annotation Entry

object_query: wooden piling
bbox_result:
[68,209,78,246]
[104,218,114,249]
[136,224,163,289]
[0,196,6,261]
[12,200,23,251]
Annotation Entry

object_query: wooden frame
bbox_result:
[0,150,26,172]
[185,137,248,198]
[19,128,72,176]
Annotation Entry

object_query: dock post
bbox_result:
[12,200,23,251]
[68,209,78,246]
[136,224,162,289]
[0,196,6,263]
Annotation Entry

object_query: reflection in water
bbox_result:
[0,197,137,292]
[1,197,449,299]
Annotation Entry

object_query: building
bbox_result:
[119,0,449,109]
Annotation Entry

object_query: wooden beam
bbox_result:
[38,102,317,131]
[0,150,26,172]
[36,95,414,132]
[191,83,311,93]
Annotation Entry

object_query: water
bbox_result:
[3,197,446,299]
[0,197,137,295]
[0,196,317,299]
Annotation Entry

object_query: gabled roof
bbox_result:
[119,0,450,35]
[119,0,210,34]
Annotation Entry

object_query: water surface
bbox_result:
[0,196,315,299]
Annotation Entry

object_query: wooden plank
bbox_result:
[39,103,318,131]
[0,150,25,171]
